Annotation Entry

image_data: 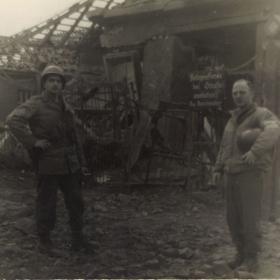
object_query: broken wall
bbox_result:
[141,35,194,152]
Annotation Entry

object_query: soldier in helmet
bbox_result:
[6,65,93,255]
[213,79,280,273]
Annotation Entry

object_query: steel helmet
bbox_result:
[237,128,262,154]
[41,65,66,88]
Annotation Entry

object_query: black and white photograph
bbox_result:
[1,0,280,278]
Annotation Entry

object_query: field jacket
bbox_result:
[214,103,280,174]
[6,92,85,175]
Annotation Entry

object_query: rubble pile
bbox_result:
[0,168,280,278]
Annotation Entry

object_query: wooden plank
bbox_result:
[102,0,233,18]
[58,1,92,47]
[102,0,269,24]
[102,0,169,18]
[165,0,225,12]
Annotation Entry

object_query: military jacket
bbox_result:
[6,92,85,174]
[214,104,280,174]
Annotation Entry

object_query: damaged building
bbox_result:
[86,0,280,209]
[1,1,280,278]
[1,0,280,194]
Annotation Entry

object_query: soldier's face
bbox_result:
[44,75,63,94]
[232,80,254,108]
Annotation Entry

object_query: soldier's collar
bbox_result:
[42,90,63,104]
[230,103,257,124]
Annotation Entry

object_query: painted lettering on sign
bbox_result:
[189,70,225,108]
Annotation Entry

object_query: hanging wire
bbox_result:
[226,55,256,73]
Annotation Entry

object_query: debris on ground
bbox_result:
[0,168,279,278]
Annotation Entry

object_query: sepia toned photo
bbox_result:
[0,0,280,278]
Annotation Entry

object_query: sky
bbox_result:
[0,0,80,36]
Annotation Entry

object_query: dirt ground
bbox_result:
[0,167,280,279]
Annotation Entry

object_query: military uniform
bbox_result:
[215,103,280,263]
[6,92,85,243]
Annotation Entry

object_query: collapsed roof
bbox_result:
[0,0,125,72]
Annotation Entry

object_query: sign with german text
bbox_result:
[189,70,225,108]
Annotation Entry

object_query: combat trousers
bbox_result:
[226,170,263,258]
[35,173,84,238]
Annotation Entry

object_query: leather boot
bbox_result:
[38,234,61,257]
[228,252,244,269]
[70,231,95,253]
[239,256,259,273]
